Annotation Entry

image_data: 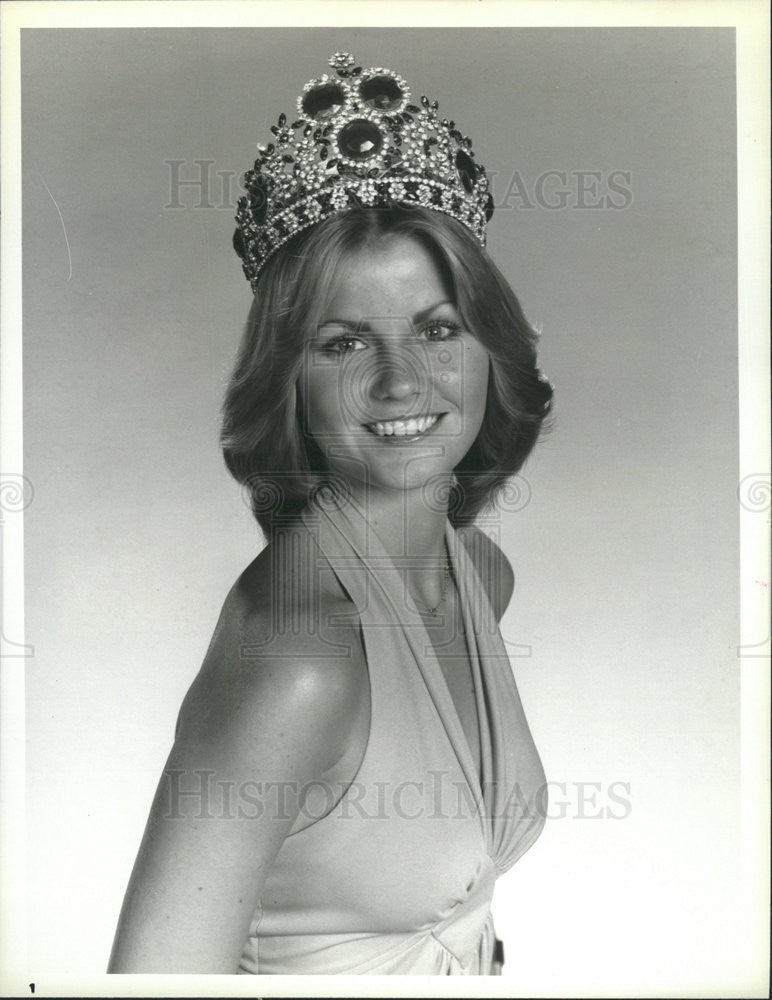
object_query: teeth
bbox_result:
[367,414,440,437]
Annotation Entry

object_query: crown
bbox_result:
[233,52,495,291]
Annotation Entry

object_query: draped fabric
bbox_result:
[238,495,545,975]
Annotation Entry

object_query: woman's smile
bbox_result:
[364,412,445,439]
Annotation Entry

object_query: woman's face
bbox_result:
[300,234,490,497]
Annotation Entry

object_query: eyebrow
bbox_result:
[316,299,457,333]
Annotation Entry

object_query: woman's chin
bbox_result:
[326,461,456,501]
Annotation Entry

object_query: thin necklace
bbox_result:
[415,549,452,617]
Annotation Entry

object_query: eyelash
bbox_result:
[321,320,462,355]
[421,319,462,342]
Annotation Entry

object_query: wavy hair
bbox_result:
[221,205,553,535]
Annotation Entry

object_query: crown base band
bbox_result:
[237,178,488,292]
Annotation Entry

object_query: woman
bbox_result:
[108,52,552,976]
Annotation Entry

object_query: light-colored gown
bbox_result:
[238,494,545,975]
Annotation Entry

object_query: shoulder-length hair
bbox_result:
[222,205,553,536]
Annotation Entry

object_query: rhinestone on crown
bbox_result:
[234,52,494,291]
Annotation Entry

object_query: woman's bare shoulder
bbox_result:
[176,534,368,775]
[109,531,367,973]
[457,524,515,621]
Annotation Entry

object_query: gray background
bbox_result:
[22,27,741,992]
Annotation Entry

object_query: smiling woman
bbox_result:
[302,233,491,497]
[108,52,553,976]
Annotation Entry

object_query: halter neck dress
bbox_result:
[238,495,545,975]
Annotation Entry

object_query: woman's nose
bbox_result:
[370,344,425,402]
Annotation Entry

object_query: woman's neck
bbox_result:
[347,480,452,607]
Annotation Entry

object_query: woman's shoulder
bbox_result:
[175,533,368,771]
[225,529,363,657]
[457,524,515,621]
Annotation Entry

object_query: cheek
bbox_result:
[304,354,390,430]
[462,347,491,421]
[433,340,488,392]
[300,366,339,432]
[301,363,371,436]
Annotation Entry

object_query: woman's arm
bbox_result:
[108,598,364,973]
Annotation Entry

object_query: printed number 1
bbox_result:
[29,986,35,994]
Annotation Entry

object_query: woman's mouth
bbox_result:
[364,413,444,440]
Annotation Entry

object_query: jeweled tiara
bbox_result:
[233,52,495,291]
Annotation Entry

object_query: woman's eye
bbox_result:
[419,320,461,341]
[323,336,367,355]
